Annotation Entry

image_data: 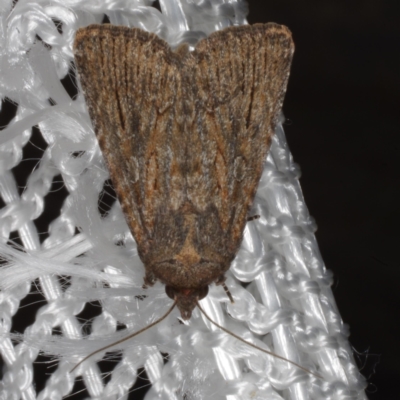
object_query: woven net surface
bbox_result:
[0,1,367,399]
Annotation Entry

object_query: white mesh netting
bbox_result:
[0,1,368,399]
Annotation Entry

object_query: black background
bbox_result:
[248,1,400,399]
[1,1,399,399]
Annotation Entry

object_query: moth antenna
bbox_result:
[195,300,323,379]
[221,282,234,304]
[70,300,177,374]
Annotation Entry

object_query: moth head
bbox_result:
[165,286,209,320]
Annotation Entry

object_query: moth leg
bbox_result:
[143,273,156,289]
[215,275,234,304]
[247,215,260,222]
[222,283,234,304]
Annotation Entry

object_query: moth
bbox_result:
[72,23,311,376]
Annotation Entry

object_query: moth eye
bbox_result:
[165,286,175,300]
[198,286,209,300]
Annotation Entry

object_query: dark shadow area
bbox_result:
[33,352,59,396]
[98,179,117,218]
[61,65,78,101]
[12,126,47,196]
[247,0,400,397]
[0,353,4,381]
[128,367,151,399]
[34,173,69,243]
[102,14,111,24]
[11,280,45,334]
[75,300,103,335]
[0,97,18,129]
[52,18,63,34]
[152,0,161,12]
[69,376,91,399]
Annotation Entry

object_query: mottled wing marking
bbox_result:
[74,24,293,288]
[184,24,294,254]
[74,26,185,257]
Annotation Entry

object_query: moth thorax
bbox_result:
[165,286,208,320]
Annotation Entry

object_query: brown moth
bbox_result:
[74,23,293,318]
[71,23,317,377]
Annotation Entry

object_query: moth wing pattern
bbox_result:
[183,24,294,262]
[73,23,294,297]
[74,26,186,260]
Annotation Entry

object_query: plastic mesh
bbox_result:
[0,1,367,399]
